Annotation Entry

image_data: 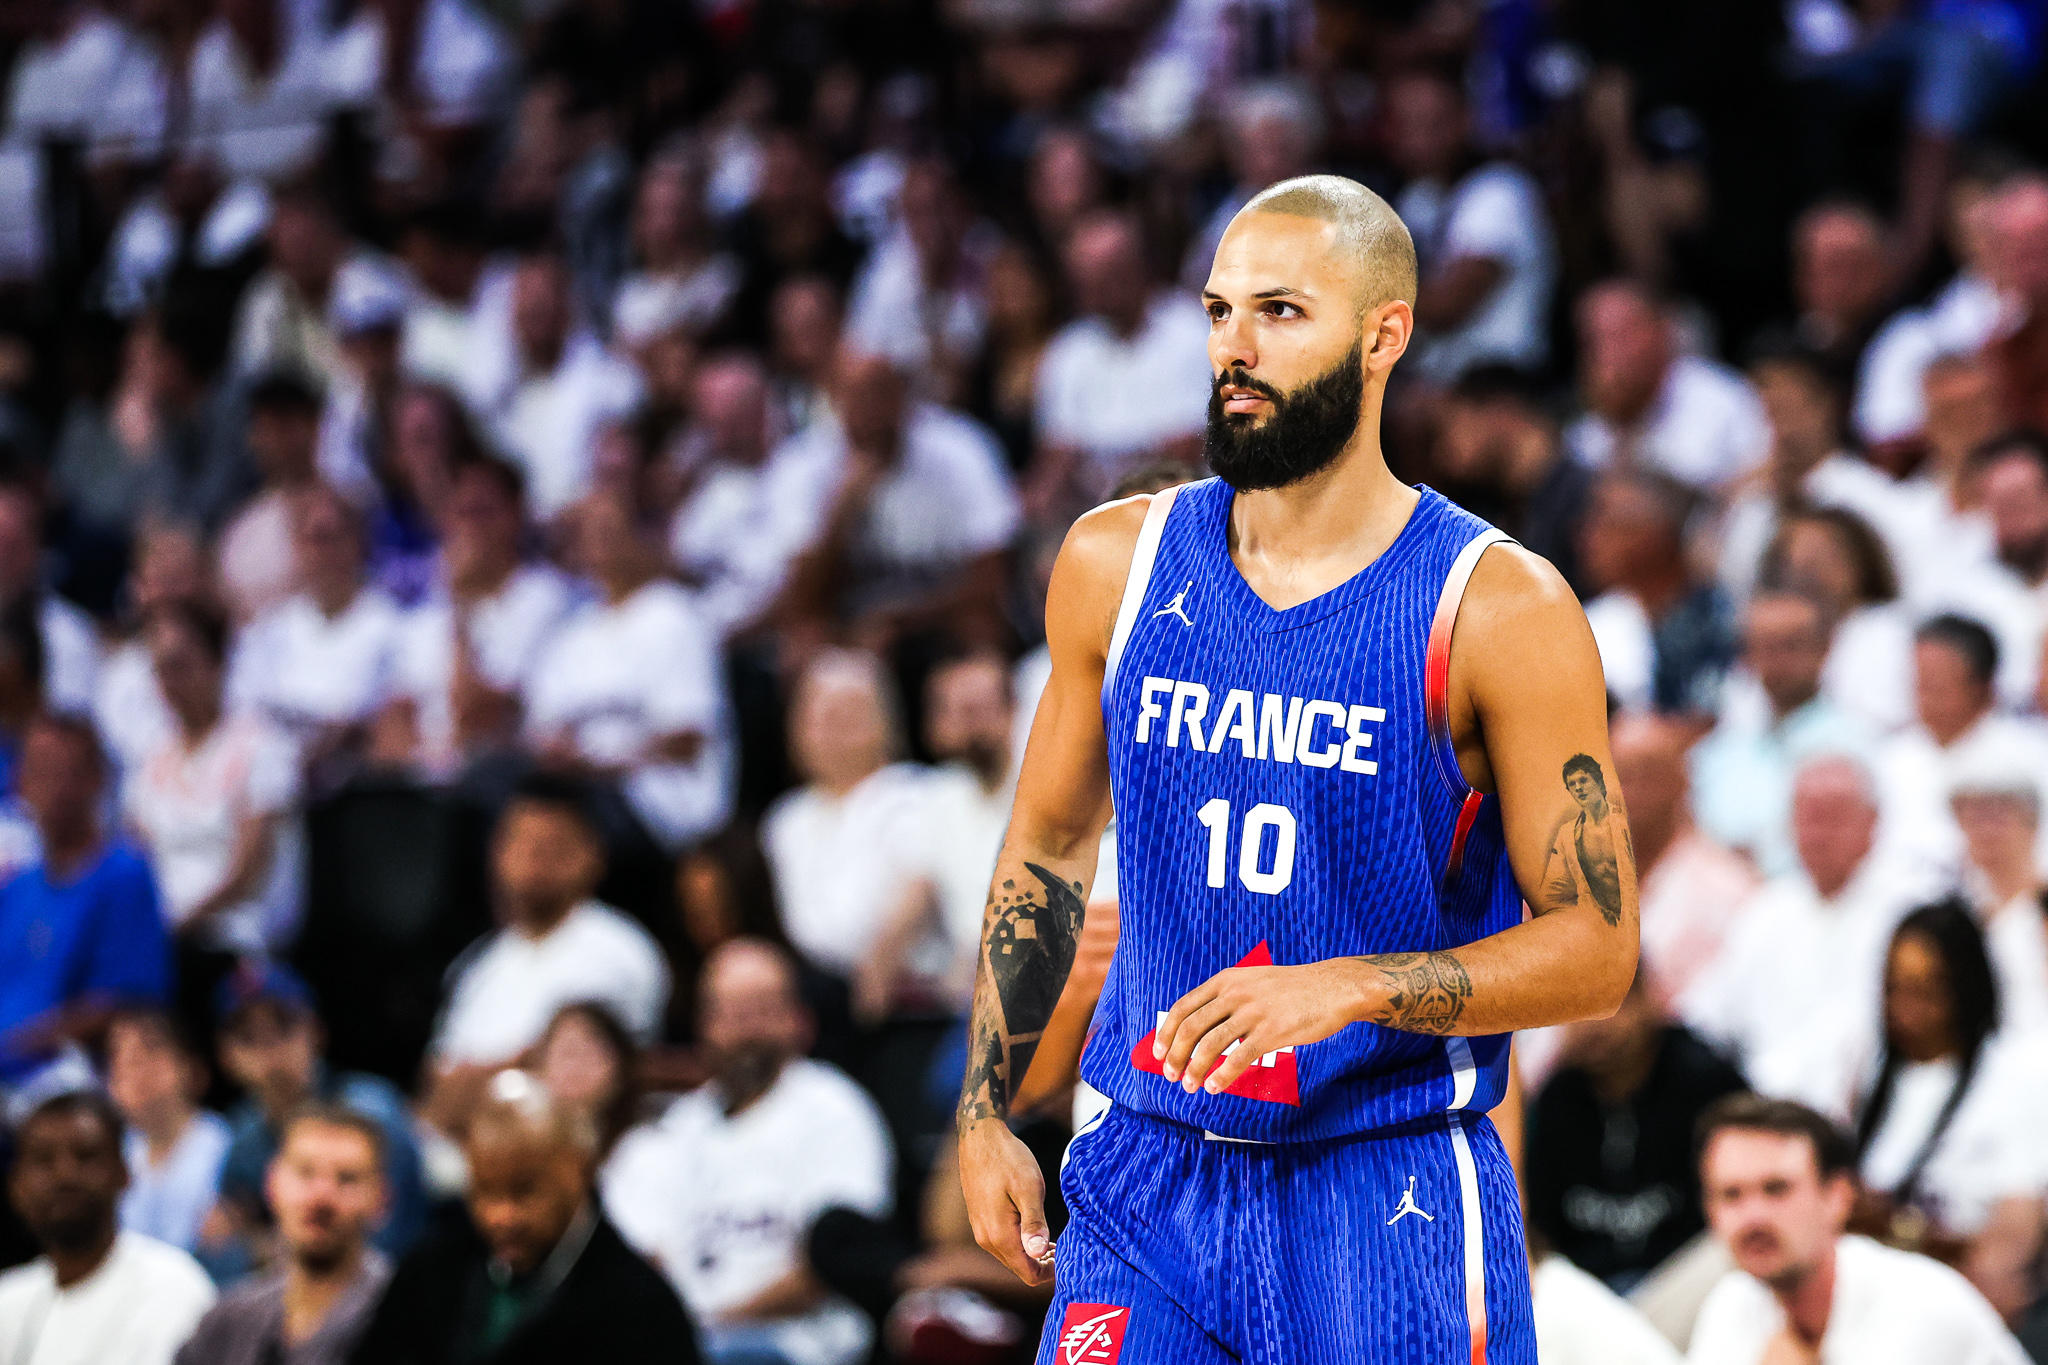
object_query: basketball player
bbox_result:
[957,175,1638,1364]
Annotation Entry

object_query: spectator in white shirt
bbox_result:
[1717,338,1929,604]
[217,371,320,625]
[524,489,732,851]
[612,143,740,347]
[463,246,641,521]
[228,183,352,387]
[762,649,931,986]
[1878,614,2048,876]
[1690,589,1871,874]
[129,601,303,957]
[1684,755,1940,1104]
[0,484,101,717]
[665,353,829,640]
[1029,210,1210,511]
[104,1009,230,1256]
[785,349,1019,652]
[381,455,571,777]
[1832,903,2048,1321]
[1689,1094,2026,1365]
[605,939,891,1365]
[1950,761,2048,1035]
[1386,69,1556,386]
[92,522,203,776]
[181,0,339,183]
[1893,351,2006,572]
[844,155,998,403]
[0,1090,216,1365]
[228,487,406,784]
[1566,280,1770,491]
[1531,1250,1683,1365]
[425,775,670,1133]
[1758,507,1918,734]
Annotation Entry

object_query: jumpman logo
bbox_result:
[1153,580,1195,627]
[1386,1176,1434,1226]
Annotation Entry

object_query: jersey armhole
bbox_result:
[1100,485,1182,705]
[1424,527,1514,801]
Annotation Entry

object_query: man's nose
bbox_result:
[1210,313,1256,376]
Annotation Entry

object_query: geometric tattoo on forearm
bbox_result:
[957,862,1086,1126]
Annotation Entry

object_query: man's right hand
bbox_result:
[958,1118,1056,1287]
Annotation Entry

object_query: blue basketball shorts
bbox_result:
[1036,1104,1534,1364]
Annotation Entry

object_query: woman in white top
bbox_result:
[127,600,303,957]
[1847,900,2048,1320]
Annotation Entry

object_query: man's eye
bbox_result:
[1207,303,1228,320]
[1266,301,1301,318]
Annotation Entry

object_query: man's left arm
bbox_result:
[1155,547,1637,1095]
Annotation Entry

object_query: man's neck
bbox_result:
[1981,857,2040,908]
[48,1227,118,1289]
[514,900,579,940]
[139,1104,196,1162]
[450,553,516,605]
[310,580,358,619]
[1770,687,1821,727]
[283,1245,364,1345]
[1775,1244,1839,1345]
[41,827,101,881]
[1229,435,1416,607]
[1811,863,1860,902]
[1927,708,1986,749]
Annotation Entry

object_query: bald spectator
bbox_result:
[664,353,834,640]
[1612,714,1760,1004]
[1690,588,1871,873]
[1684,756,1943,1104]
[1030,210,1210,510]
[1577,470,1738,715]
[176,1105,391,1365]
[1386,68,1556,386]
[782,349,1018,650]
[1896,351,2007,561]
[350,1071,699,1364]
[1787,203,1893,381]
[1181,82,1324,291]
[1565,281,1769,491]
[604,940,890,1365]
[0,1090,215,1365]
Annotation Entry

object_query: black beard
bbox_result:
[1204,342,1366,491]
[713,1042,788,1114]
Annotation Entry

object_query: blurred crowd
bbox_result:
[3,0,2048,1361]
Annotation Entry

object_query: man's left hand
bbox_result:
[1153,961,1364,1096]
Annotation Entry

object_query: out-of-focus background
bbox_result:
[3,0,2048,1361]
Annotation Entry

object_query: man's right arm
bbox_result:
[956,495,1144,1285]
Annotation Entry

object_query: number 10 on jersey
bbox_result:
[1197,798,1297,894]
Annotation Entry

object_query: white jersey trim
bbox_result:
[1102,484,1182,704]
[1448,1112,1492,1361]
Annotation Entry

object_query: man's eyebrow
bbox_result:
[1200,286,1314,302]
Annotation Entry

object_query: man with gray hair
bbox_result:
[1682,754,1945,1104]
[347,1071,697,1364]
[1950,754,2048,1034]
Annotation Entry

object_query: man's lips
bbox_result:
[1219,385,1273,414]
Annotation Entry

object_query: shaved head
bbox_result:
[1237,175,1418,313]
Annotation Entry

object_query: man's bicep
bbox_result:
[1466,553,1637,927]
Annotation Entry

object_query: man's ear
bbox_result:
[1364,300,1414,372]
[1821,1170,1857,1229]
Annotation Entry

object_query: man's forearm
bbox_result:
[1348,910,1632,1036]
[957,854,1092,1127]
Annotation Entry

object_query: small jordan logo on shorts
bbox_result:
[1386,1175,1434,1226]
[1153,581,1195,627]
[1057,1303,1130,1363]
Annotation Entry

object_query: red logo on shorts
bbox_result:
[1129,941,1301,1105]
[1056,1303,1130,1363]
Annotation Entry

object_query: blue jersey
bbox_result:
[1085,477,1520,1143]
